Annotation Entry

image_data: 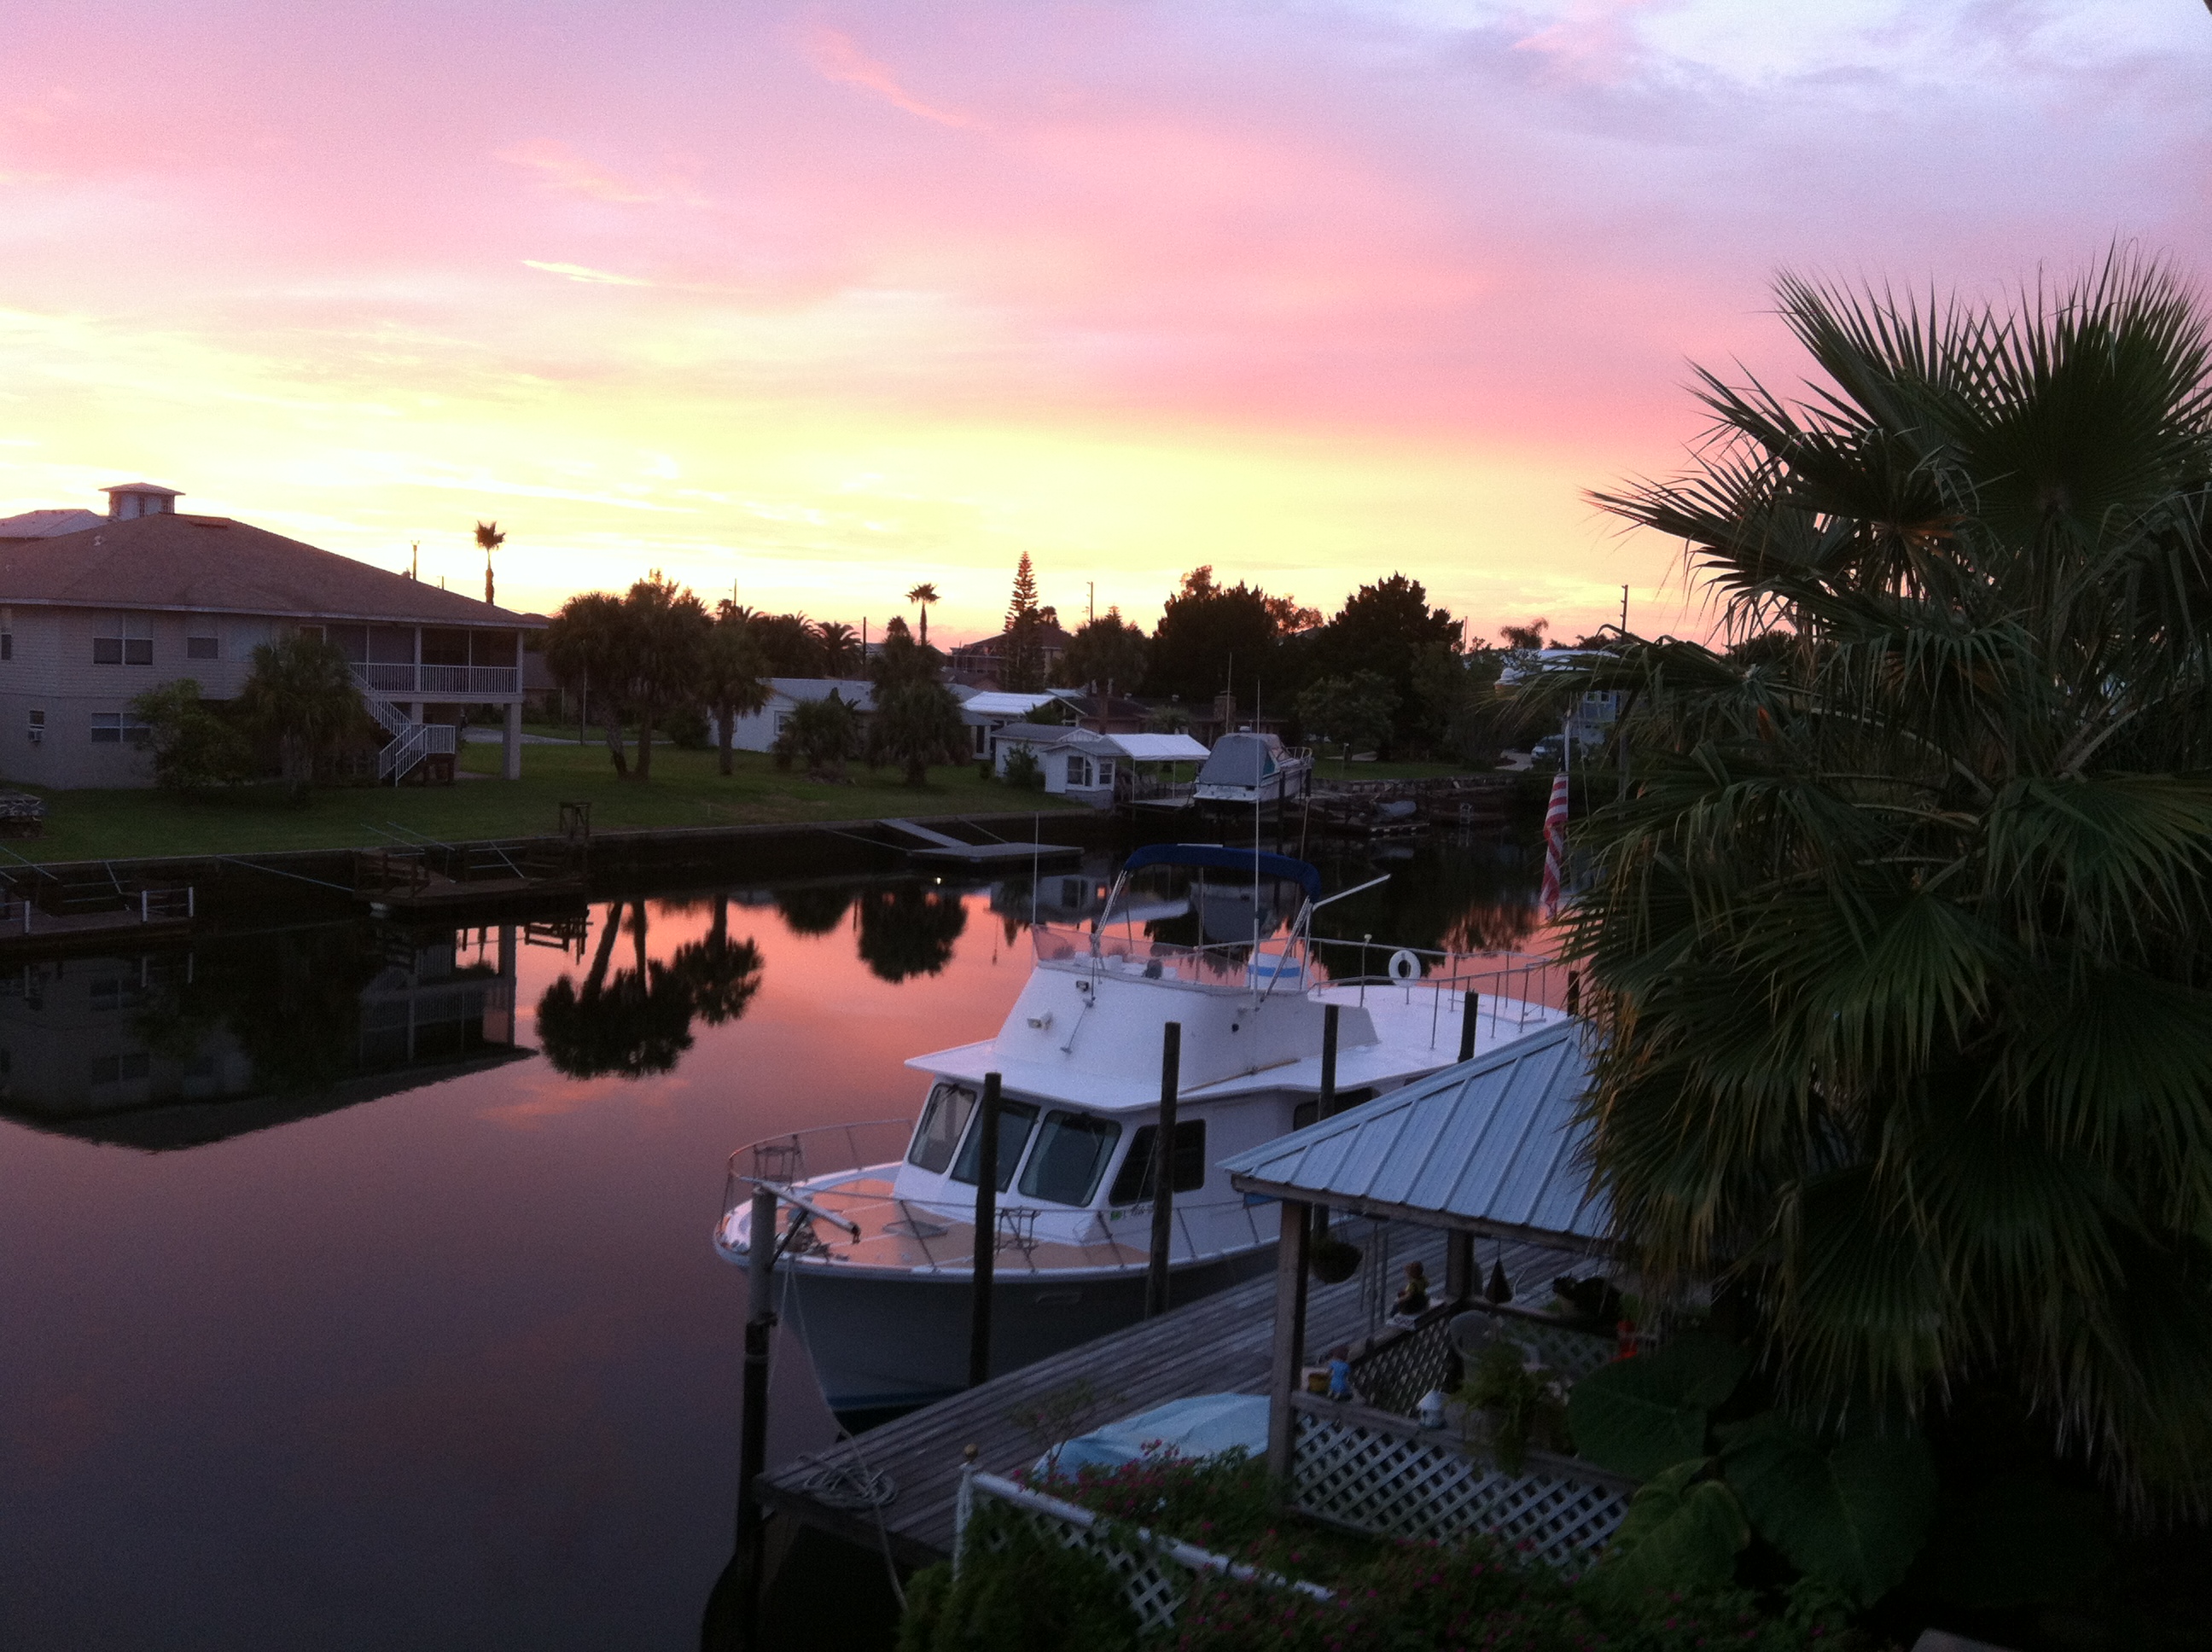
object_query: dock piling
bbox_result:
[1146,1023,1182,1318]
[968,1073,1003,1387]
[737,1181,777,1637]
[1458,988,1479,1062]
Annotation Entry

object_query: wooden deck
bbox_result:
[758,1225,1575,1566]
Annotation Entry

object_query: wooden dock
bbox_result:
[880,817,1084,866]
[758,1227,1575,1567]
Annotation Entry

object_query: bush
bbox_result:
[1003,747,1045,790]
[662,706,712,749]
[130,680,255,790]
[898,1501,1138,1652]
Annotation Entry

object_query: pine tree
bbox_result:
[1001,553,1045,691]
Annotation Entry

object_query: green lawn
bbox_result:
[11,740,1080,864]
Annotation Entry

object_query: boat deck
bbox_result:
[757,1226,1575,1566]
[732,1174,1155,1274]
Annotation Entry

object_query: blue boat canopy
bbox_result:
[1120,842,1323,902]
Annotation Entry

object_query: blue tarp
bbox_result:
[1033,1393,1272,1479]
[1121,842,1323,902]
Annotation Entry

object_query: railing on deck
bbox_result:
[957,1465,1331,1635]
[354,663,519,695]
[1287,1392,1634,1568]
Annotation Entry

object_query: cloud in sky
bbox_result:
[0,1,2205,640]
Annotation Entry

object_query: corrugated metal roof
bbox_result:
[1109,732,1210,761]
[1219,1021,1612,1252]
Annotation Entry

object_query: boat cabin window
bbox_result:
[907,1083,979,1174]
[1107,1120,1208,1204]
[950,1099,1040,1191]
[1018,1111,1122,1207]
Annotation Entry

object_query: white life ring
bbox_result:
[1388,949,1421,982]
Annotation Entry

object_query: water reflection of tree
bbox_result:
[538,900,702,1078]
[856,882,968,982]
[133,927,385,1091]
[672,894,765,1026]
[1308,836,1541,958]
[773,881,858,937]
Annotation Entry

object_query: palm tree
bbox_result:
[624,573,711,782]
[544,591,638,776]
[235,631,368,795]
[815,620,860,676]
[1560,252,2212,1509]
[907,581,940,649]
[866,624,963,785]
[475,520,505,606]
[699,614,769,777]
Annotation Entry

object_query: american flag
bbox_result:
[1540,770,1570,918]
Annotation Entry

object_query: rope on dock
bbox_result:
[795,1458,898,1509]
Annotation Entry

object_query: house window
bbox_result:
[94,614,152,666]
[2,606,11,661]
[186,636,219,660]
[1068,754,1093,788]
[90,713,150,746]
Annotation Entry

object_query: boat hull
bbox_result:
[776,1247,1278,1411]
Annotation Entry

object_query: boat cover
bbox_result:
[1121,841,1323,901]
[1194,731,1280,789]
[1034,1392,1271,1479]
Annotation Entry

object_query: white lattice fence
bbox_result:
[1452,1304,1621,1382]
[958,1469,1331,1634]
[1288,1394,1634,1569]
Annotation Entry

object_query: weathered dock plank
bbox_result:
[760,1227,1575,1566]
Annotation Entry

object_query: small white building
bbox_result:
[991,724,1212,807]
[716,678,876,752]
[956,688,1075,759]
[990,722,1124,804]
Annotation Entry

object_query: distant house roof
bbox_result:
[1109,732,1210,762]
[766,678,876,712]
[0,513,542,627]
[0,509,105,540]
[992,722,1119,754]
[960,690,1065,718]
[1220,1021,1612,1254]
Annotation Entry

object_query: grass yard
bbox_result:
[9,739,1080,864]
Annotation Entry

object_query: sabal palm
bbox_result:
[907,581,939,648]
[475,520,504,606]
[1564,253,2212,1507]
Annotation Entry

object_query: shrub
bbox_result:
[1003,747,1045,790]
[897,1501,1138,1652]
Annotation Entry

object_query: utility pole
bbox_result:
[1088,581,1095,626]
[1621,585,1629,633]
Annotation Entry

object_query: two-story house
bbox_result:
[0,484,543,788]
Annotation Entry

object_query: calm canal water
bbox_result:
[0,834,1542,1651]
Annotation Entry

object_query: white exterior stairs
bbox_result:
[355,673,459,784]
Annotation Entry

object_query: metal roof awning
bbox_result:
[1220,1020,1615,1255]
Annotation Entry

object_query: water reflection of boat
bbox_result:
[714,843,1568,1409]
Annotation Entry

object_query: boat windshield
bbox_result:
[1017,1110,1122,1207]
[950,1099,1039,1191]
[906,1082,978,1173]
[1107,1119,1208,1204]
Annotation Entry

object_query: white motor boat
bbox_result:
[714,843,1566,1409]
[1193,731,1313,806]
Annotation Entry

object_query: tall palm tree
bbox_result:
[475,520,505,606]
[906,581,940,649]
[624,573,711,782]
[699,614,769,777]
[1558,253,2212,1509]
[544,590,638,776]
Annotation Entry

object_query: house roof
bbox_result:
[1220,1021,1612,1254]
[0,513,541,627]
[766,677,876,711]
[0,509,106,540]
[992,722,1119,753]
[960,690,1065,718]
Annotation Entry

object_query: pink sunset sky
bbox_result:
[3,2,2207,645]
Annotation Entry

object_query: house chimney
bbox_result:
[102,483,182,521]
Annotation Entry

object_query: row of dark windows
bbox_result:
[1,635,219,664]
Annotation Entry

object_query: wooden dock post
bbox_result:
[968,1073,1003,1387]
[1266,1197,1312,1490]
[1310,1003,1340,1248]
[1458,988,1480,1062]
[1146,1022,1182,1318]
[737,1181,777,1635]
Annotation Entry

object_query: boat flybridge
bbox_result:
[714,843,1569,1408]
